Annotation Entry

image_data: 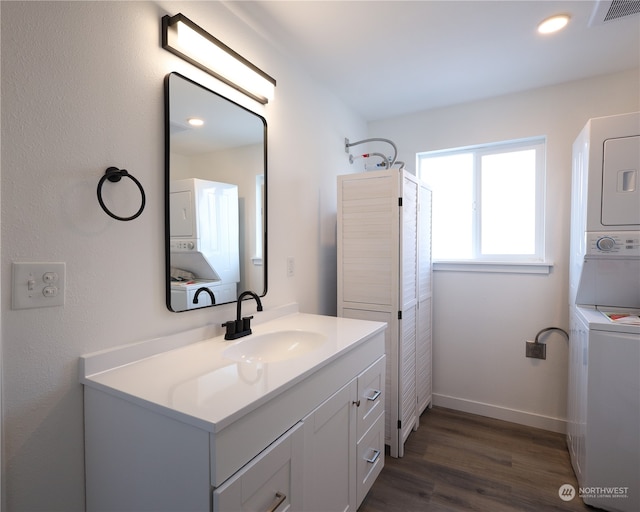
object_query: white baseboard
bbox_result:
[432,393,567,434]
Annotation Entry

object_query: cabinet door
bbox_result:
[213,423,303,512]
[398,303,417,457]
[416,296,432,415]
[338,172,399,308]
[416,183,432,415]
[302,380,357,512]
[398,174,419,457]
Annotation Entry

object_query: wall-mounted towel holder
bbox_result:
[97,167,146,221]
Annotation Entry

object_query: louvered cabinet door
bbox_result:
[338,172,398,308]
[416,183,433,416]
[398,174,418,457]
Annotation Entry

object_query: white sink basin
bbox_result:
[223,330,327,363]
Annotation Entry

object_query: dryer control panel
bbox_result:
[586,231,640,257]
[170,238,197,252]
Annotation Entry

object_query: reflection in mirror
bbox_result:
[165,73,267,312]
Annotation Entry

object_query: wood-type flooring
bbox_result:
[359,407,593,512]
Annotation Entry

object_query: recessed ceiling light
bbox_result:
[187,117,204,127]
[538,14,570,34]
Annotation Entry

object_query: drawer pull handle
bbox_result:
[366,390,381,402]
[365,449,380,464]
[266,491,286,512]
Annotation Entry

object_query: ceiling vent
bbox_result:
[589,0,640,26]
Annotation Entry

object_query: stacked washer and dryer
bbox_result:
[567,112,640,512]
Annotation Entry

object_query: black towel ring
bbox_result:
[97,167,146,221]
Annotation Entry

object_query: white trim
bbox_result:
[433,260,553,274]
[417,136,546,157]
[432,393,566,433]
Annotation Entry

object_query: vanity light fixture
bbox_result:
[537,14,570,34]
[162,13,276,104]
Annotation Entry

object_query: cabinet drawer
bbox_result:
[357,355,385,440]
[356,413,385,507]
[213,422,303,512]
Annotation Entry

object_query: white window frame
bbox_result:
[417,137,552,274]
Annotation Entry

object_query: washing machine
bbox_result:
[569,305,639,512]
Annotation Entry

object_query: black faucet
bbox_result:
[193,287,216,306]
[222,291,263,340]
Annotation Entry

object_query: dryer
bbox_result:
[569,112,640,308]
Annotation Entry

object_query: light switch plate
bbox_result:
[12,262,66,309]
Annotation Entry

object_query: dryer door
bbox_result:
[602,135,640,226]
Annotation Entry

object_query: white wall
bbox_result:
[369,69,640,431]
[0,2,366,510]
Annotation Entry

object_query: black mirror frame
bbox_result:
[164,72,268,312]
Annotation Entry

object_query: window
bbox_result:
[253,174,264,265]
[417,138,547,269]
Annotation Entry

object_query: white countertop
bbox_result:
[81,313,386,433]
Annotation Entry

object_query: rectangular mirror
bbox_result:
[165,72,267,312]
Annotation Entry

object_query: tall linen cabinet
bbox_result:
[337,169,432,458]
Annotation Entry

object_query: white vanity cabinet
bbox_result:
[302,355,385,511]
[214,354,385,512]
[81,312,386,512]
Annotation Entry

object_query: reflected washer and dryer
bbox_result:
[567,112,640,512]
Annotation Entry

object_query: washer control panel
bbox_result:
[586,232,640,257]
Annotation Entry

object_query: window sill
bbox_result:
[433,260,553,274]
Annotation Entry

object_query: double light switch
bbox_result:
[12,262,66,309]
